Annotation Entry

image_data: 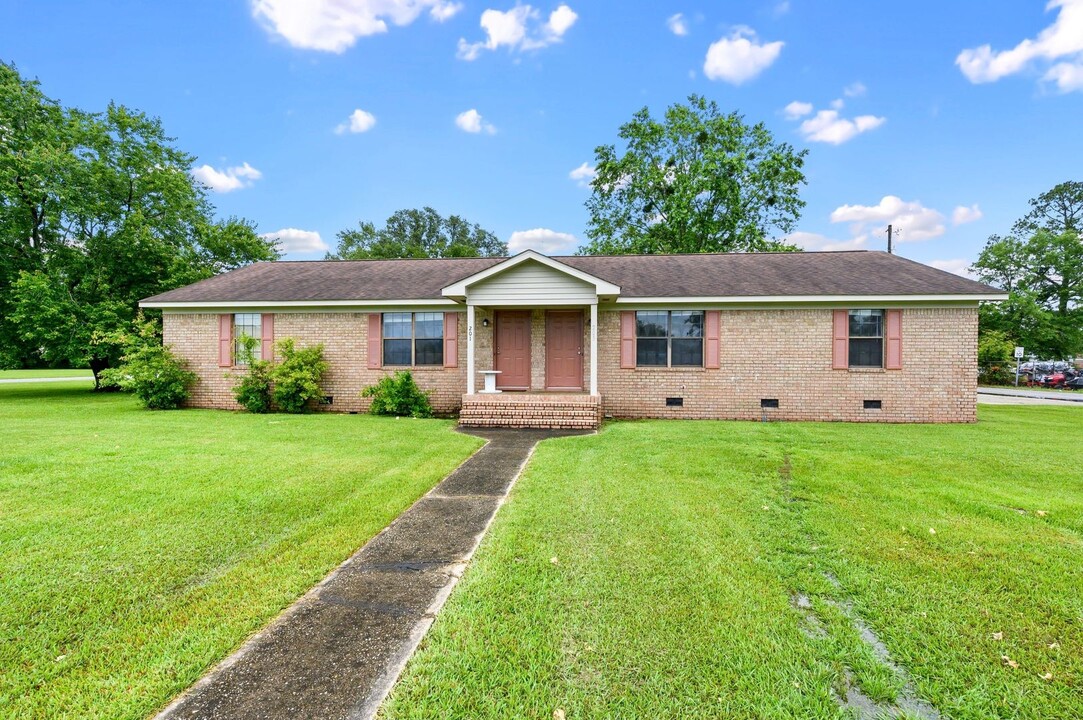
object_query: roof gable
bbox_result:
[441,250,621,299]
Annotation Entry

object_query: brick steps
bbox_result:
[459,394,602,430]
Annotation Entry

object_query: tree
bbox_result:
[972,182,1083,359]
[0,62,278,379]
[581,95,807,255]
[327,207,507,259]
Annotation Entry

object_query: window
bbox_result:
[233,313,261,365]
[848,310,883,368]
[635,310,703,367]
[383,312,443,366]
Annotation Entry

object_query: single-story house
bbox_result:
[140,250,1006,428]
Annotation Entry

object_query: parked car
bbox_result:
[1065,375,1083,390]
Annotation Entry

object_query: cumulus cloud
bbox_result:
[457,3,577,60]
[786,231,869,252]
[568,162,597,187]
[956,0,1083,92]
[783,101,813,119]
[843,81,867,97]
[455,108,496,134]
[703,27,783,84]
[666,13,688,36]
[260,228,329,254]
[334,108,377,134]
[928,259,977,279]
[952,204,983,225]
[190,162,262,193]
[830,196,946,242]
[251,0,464,53]
[798,109,885,144]
[508,228,579,254]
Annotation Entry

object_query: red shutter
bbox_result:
[443,312,458,368]
[367,313,382,369]
[620,311,636,369]
[704,310,721,369]
[832,310,849,370]
[261,314,275,362]
[218,314,233,367]
[885,309,903,370]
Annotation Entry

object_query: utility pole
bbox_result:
[886,224,893,254]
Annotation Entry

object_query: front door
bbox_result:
[546,310,583,390]
[494,311,531,390]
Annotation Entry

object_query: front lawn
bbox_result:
[383,407,1082,720]
[0,381,482,719]
[0,368,92,379]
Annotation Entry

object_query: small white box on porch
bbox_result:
[479,370,502,394]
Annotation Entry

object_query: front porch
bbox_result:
[459,393,603,429]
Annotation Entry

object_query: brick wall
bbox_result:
[596,307,978,423]
[164,306,978,423]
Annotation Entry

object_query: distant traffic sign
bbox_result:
[1014,346,1025,359]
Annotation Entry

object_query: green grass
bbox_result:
[0,368,92,379]
[382,408,1082,720]
[0,381,482,719]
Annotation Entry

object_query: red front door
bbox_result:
[495,311,531,390]
[546,310,583,390]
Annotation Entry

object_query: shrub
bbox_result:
[271,338,327,413]
[362,371,433,418]
[978,329,1016,385]
[100,321,196,410]
[231,335,274,413]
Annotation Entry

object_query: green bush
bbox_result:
[271,338,327,413]
[100,322,196,410]
[362,371,433,418]
[978,329,1016,385]
[231,335,274,413]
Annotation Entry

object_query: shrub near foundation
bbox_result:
[271,338,328,413]
[231,334,274,413]
[363,371,434,418]
[100,321,196,410]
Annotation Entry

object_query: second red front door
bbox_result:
[495,311,531,390]
[546,310,583,390]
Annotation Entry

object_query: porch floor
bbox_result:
[459,393,603,430]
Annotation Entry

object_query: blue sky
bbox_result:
[2,1,1082,274]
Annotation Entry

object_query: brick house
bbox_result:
[140,250,1006,428]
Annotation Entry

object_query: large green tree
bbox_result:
[327,207,507,259]
[0,62,278,382]
[581,94,808,255]
[972,182,1083,359]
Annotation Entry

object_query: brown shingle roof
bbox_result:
[141,251,1002,304]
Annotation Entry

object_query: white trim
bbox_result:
[441,249,621,298]
[142,299,458,310]
[612,294,1007,304]
[467,305,476,395]
[589,302,598,396]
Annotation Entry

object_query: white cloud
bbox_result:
[798,109,885,144]
[929,259,977,279]
[773,1,791,17]
[786,231,869,252]
[829,97,845,110]
[334,108,377,134]
[260,228,329,254]
[190,162,262,193]
[508,228,579,254]
[843,81,867,97]
[457,3,577,60]
[666,13,688,36]
[830,196,946,242]
[783,100,813,119]
[251,0,462,53]
[703,27,783,84]
[455,108,496,134]
[956,0,1083,92]
[952,204,983,225]
[568,162,597,187]
[429,1,463,22]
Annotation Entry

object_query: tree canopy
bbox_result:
[581,95,807,255]
[327,207,507,260]
[0,62,277,380]
[972,181,1083,359]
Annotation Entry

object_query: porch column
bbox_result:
[467,303,476,395]
[590,301,598,396]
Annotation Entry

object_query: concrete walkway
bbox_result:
[155,428,585,720]
[978,387,1083,404]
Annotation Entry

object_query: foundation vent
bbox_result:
[666,397,684,407]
